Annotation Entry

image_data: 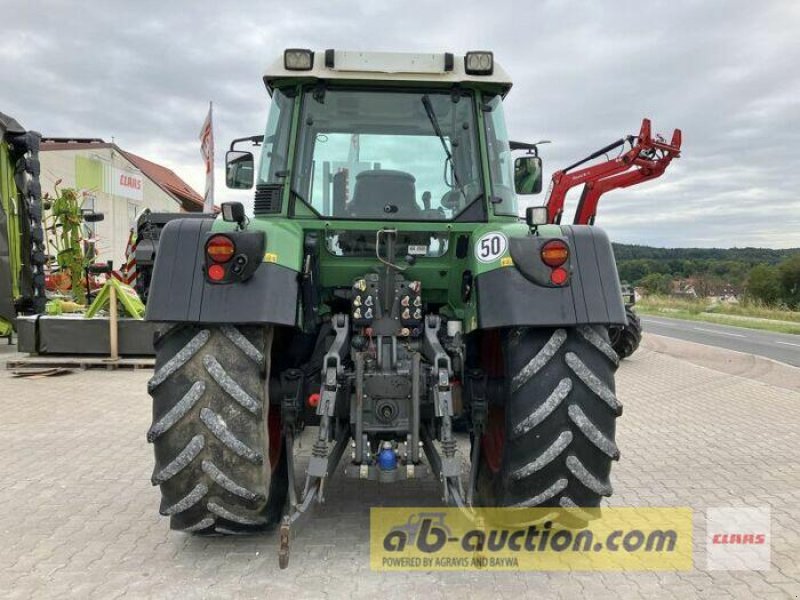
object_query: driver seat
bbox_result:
[349,170,418,218]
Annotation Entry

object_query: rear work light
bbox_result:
[206,235,235,263]
[284,48,314,70]
[540,240,569,268]
[464,51,494,75]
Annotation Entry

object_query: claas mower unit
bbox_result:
[144,50,679,567]
[0,112,46,337]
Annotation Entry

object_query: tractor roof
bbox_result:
[263,50,513,96]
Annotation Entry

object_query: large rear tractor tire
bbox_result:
[147,325,287,534]
[609,306,642,360]
[477,326,622,516]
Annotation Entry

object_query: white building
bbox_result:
[39,138,204,268]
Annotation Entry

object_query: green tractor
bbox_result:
[145,50,626,565]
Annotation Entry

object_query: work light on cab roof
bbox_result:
[284,48,314,71]
[282,48,493,75]
[264,48,511,95]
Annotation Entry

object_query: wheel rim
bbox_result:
[481,405,505,474]
[479,329,506,475]
[268,408,282,468]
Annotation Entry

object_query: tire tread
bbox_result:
[478,327,621,512]
[148,325,284,534]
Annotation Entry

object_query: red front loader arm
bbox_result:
[545,118,682,225]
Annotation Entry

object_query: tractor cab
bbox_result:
[226,49,531,225]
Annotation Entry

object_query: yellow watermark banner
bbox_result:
[371,507,693,571]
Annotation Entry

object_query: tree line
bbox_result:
[613,244,800,308]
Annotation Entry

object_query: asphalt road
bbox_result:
[640,314,800,367]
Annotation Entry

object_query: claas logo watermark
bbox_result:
[370,507,693,571]
[706,507,770,571]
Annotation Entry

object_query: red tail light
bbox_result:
[207,264,226,281]
[550,267,569,285]
[206,235,235,263]
[541,240,569,267]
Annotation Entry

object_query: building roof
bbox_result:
[40,138,205,212]
[120,150,205,212]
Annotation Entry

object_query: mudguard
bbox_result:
[145,218,299,325]
[475,225,625,329]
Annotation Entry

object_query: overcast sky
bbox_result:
[2,1,798,248]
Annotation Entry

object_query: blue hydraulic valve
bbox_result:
[377,441,397,471]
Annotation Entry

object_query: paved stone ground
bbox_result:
[1,336,799,599]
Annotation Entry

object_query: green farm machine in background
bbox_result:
[42,182,107,306]
[140,50,681,567]
[3,112,146,354]
[0,112,46,338]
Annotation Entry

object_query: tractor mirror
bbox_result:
[225,150,255,189]
[514,156,543,195]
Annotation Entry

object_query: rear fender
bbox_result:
[475,225,625,329]
[145,218,299,325]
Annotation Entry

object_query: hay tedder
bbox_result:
[142,49,681,566]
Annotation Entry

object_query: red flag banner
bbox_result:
[199,102,214,212]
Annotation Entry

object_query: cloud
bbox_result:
[2,0,797,247]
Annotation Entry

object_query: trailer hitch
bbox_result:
[279,315,350,569]
[278,431,349,569]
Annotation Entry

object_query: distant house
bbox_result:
[671,279,697,298]
[39,138,204,268]
[712,284,741,303]
[670,277,741,301]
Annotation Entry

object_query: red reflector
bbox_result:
[550,267,569,285]
[206,235,235,263]
[308,393,320,408]
[208,264,226,281]
[541,240,569,267]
